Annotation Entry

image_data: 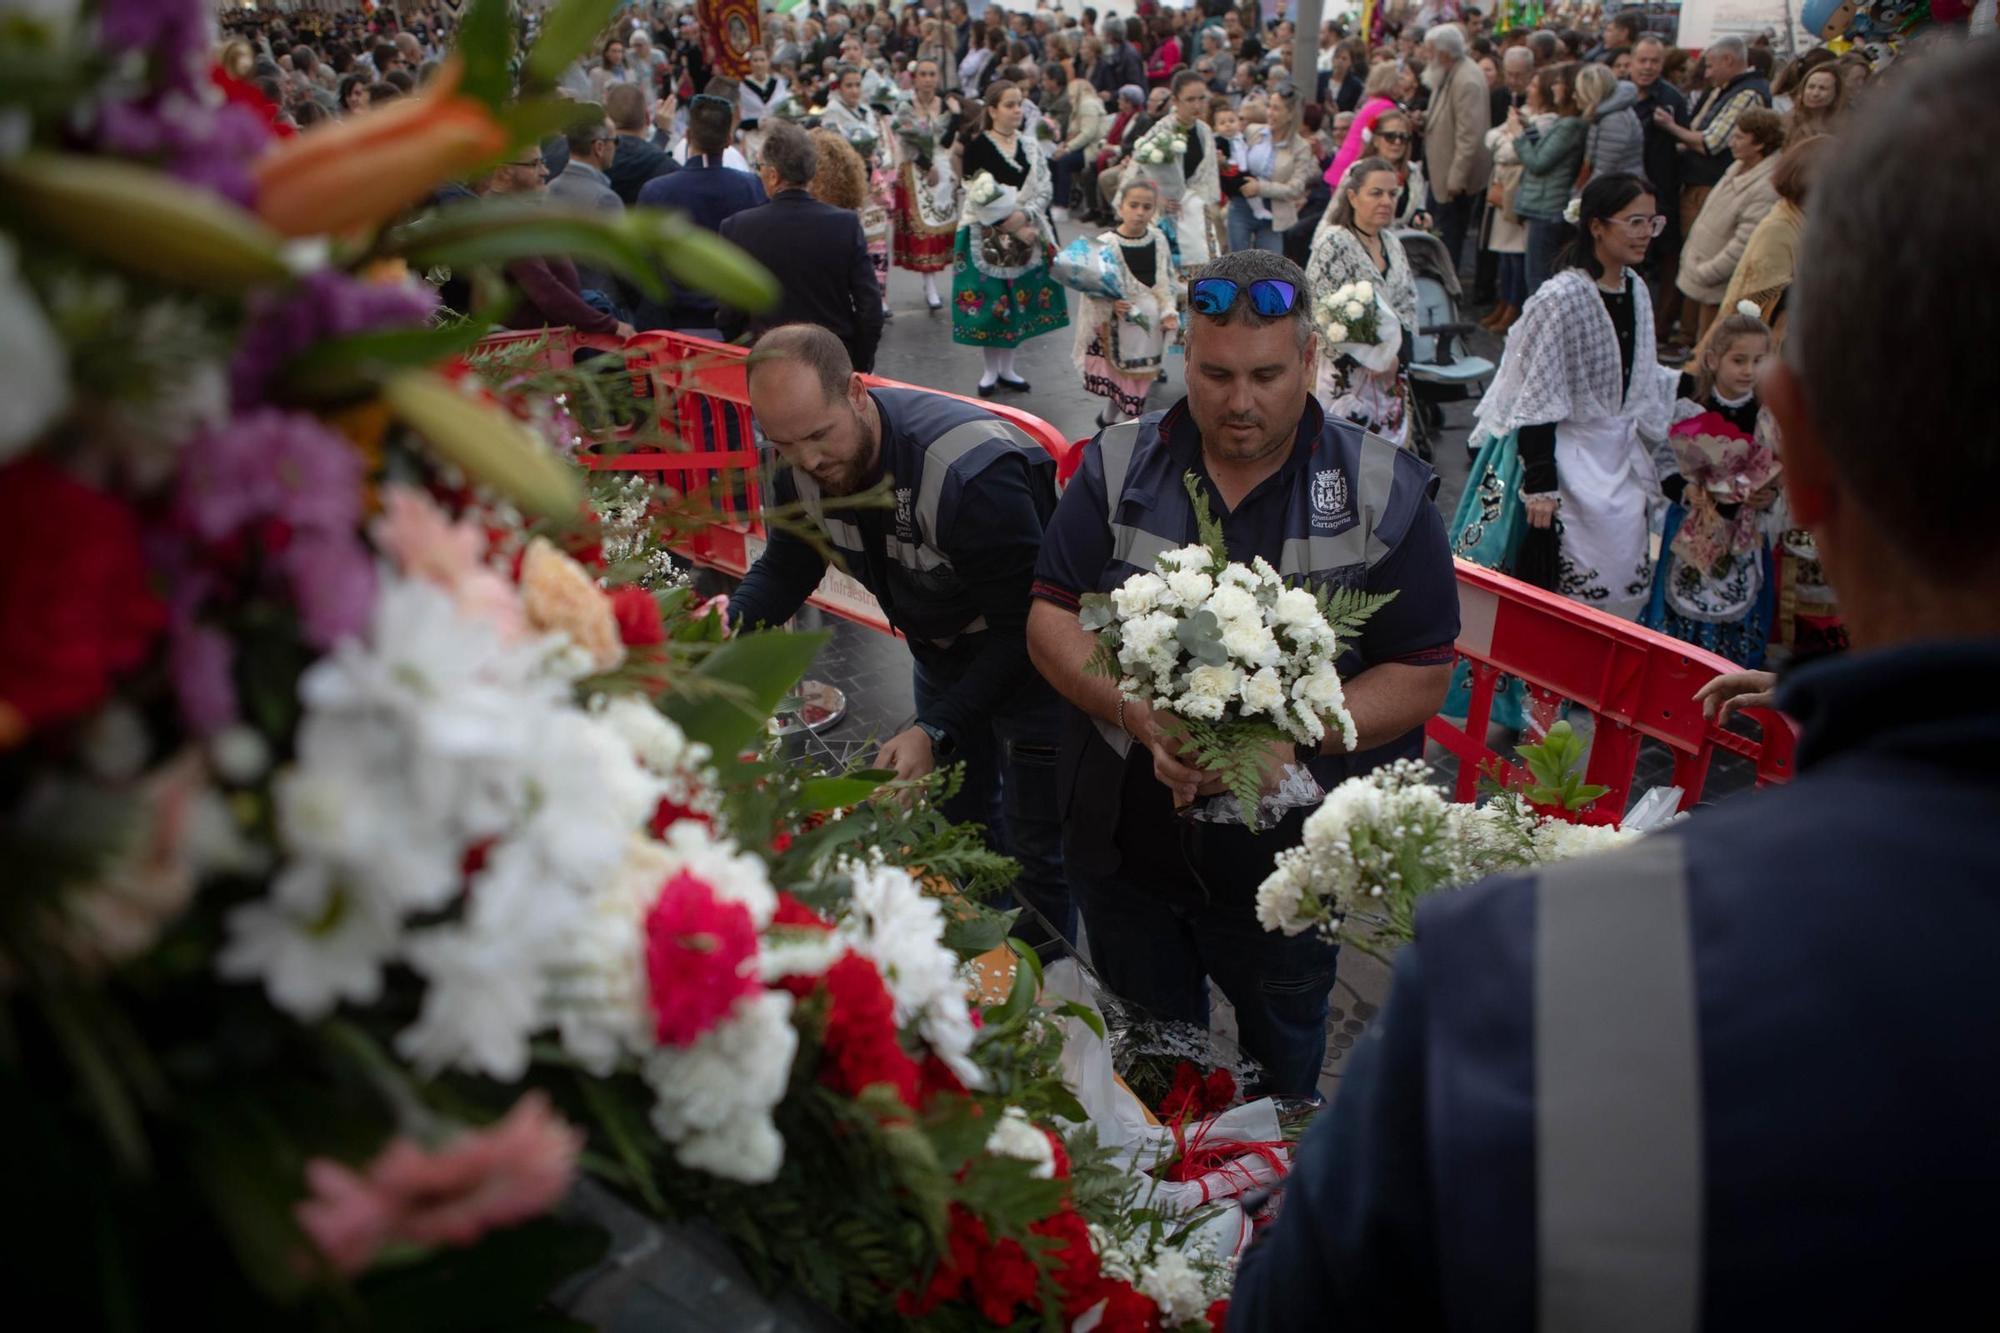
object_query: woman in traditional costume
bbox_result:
[890,56,962,312]
[821,64,897,313]
[950,78,1070,395]
[1130,70,1221,274]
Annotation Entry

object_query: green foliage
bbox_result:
[1173,607,1229,667]
[387,201,671,302]
[1161,713,1287,831]
[1317,583,1400,638]
[658,628,829,757]
[451,0,518,110]
[1511,720,1609,811]
[279,322,490,403]
[523,0,624,86]
[1183,470,1228,564]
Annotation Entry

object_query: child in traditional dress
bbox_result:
[1642,305,1784,666]
[1073,177,1179,427]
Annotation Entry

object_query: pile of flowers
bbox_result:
[1078,473,1392,828]
[1255,730,1651,949]
[0,3,1242,1328]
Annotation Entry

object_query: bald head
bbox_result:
[748,326,878,497]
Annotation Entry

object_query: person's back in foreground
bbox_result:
[1229,36,2000,1333]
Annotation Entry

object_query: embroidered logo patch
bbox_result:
[893,486,918,542]
[1310,469,1351,526]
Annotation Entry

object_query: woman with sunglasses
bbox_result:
[1449,173,1679,707]
[1307,157,1420,448]
[950,78,1069,394]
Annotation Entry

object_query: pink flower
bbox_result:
[370,485,526,641]
[295,1092,583,1277]
[644,870,762,1047]
[520,536,623,672]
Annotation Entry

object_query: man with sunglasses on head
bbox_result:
[1027,250,1459,1099]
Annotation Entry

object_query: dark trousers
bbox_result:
[1429,188,1476,280]
[1073,841,1341,1098]
[913,661,1075,960]
[1524,216,1566,299]
[1051,147,1087,213]
[1498,251,1526,307]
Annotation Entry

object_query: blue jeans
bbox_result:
[1073,845,1341,1097]
[1498,251,1526,307]
[912,660,1075,961]
[1524,216,1566,299]
[1428,187,1476,278]
[1226,197,1283,254]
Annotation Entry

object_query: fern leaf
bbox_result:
[1320,585,1401,637]
[1182,470,1229,564]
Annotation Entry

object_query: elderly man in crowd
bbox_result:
[1228,39,2000,1330]
[1630,33,1690,342]
[1420,22,1491,277]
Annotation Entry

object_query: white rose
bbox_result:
[1344,299,1365,321]
[1204,583,1258,626]
[1220,620,1280,668]
[1354,280,1373,302]
[1326,321,1348,343]
[1111,571,1168,618]
[1165,567,1214,608]
[1272,586,1322,628]
[1241,667,1286,716]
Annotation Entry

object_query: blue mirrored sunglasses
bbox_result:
[1189,277,1301,318]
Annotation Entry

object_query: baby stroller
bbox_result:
[1393,228,1494,460]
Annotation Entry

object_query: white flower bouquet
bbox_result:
[1256,723,1680,951]
[1078,473,1395,829]
[962,168,1020,227]
[1313,279,1400,374]
[1135,124,1191,167]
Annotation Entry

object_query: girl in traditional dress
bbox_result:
[737,46,787,134]
[822,64,896,313]
[1073,177,1179,427]
[1130,70,1221,274]
[950,78,1070,395]
[890,56,963,313]
[1451,173,1679,622]
[1641,306,1782,667]
[1307,156,1419,447]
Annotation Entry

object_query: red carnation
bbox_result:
[1208,1298,1232,1330]
[819,952,922,1107]
[0,457,165,737]
[1033,1206,1100,1311]
[642,870,762,1047]
[974,1236,1041,1325]
[1159,1061,1238,1124]
[1090,1278,1162,1333]
[649,796,713,839]
[772,892,831,930]
[610,585,665,646]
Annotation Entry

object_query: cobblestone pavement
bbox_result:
[759,256,1757,1101]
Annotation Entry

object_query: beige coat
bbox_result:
[1423,55,1492,202]
[1677,152,1780,305]
[1246,128,1319,233]
[1482,122,1528,254]
[1065,93,1108,156]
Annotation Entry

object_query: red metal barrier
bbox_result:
[479,329,1798,809]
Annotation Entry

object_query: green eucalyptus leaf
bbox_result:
[524,0,624,85]
[1077,593,1115,631]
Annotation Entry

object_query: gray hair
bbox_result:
[1789,36,2000,578]
[1188,249,1314,350]
[1099,18,1125,43]
[760,121,819,187]
[1426,23,1467,61]
[1503,46,1535,72]
[1709,35,1748,63]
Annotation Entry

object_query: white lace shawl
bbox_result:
[1072,227,1177,374]
[1133,117,1221,208]
[1472,267,1677,448]
[1306,224,1418,336]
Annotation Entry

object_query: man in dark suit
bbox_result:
[634,93,767,334]
[603,83,678,205]
[718,121,883,372]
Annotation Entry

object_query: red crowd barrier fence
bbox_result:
[477,329,1798,812]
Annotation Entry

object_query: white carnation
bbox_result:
[1185,663,1243,702]
[1326,321,1348,343]
[1240,667,1286,716]
[1165,567,1215,608]
[1354,280,1373,302]
[1120,610,1178,662]
[1174,689,1227,722]
[1217,563,1261,591]
[1137,1250,1209,1326]
[1157,544,1213,573]
[1254,854,1316,935]
[1344,300,1365,321]
[984,1106,1056,1178]
[1204,582,1259,626]
[1272,586,1323,628]
[645,989,797,1183]
[1111,571,1169,618]
[1220,620,1280,669]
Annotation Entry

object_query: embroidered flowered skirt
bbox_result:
[1444,430,1529,730]
[950,230,1071,349]
[1081,332,1153,418]
[1641,504,1775,669]
[893,165,956,273]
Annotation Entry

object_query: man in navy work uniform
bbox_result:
[728,324,1074,958]
[1026,250,1459,1097]
[1229,40,2000,1331]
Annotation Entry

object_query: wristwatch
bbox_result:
[916,720,955,759]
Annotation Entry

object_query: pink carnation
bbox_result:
[295,1092,582,1277]
[370,485,526,641]
[643,870,763,1047]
